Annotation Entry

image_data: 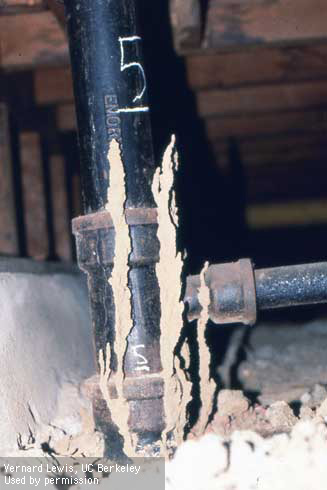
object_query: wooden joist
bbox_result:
[204,0,327,50]
[0,0,45,15]
[50,154,71,261]
[0,103,18,255]
[186,43,327,90]
[56,103,76,132]
[212,136,327,203]
[45,0,65,28]
[197,80,327,118]
[20,132,48,259]
[34,66,73,104]
[213,133,327,167]
[170,0,201,52]
[205,110,327,140]
[0,11,68,71]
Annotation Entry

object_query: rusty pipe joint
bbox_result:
[185,259,257,325]
[73,208,164,457]
[185,260,327,325]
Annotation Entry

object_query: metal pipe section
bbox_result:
[65,0,164,458]
[255,262,327,310]
[185,260,327,325]
[64,0,156,213]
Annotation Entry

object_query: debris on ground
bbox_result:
[168,392,327,490]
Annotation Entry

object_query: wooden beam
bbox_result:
[205,109,327,140]
[0,11,68,71]
[0,103,18,255]
[197,80,327,118]
[56,103,76,132]
[186,43,327,90]
[0,0,45,15]
[34,66,73,104]
[50,154,72,261]
[212,133,327,168]
[20,132,48,259]
[247,199,327,228]
[170,0,201,52]
[204,0,327,49]
[46,0,65,28]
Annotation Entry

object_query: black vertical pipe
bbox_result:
[64,0,155,212]
[65,0,165,457]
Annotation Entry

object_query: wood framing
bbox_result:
[204,0,327,49]
[0,103,18,255]
[0,11,68,70]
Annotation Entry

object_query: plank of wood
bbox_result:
[197,80,327,117]
[56,103,76,132]
[46,0,65,28]
[204,0,327,49]
[50,154,71,261]
[1,0,43,5]
[0,103,18,255]
[205,110,327,140]
[0,0,44,15]
[170,0,201,52]
[34,66,73,104]
[247,199,327,228]
[20,132,48,259]
[186,43,327,90]
[0,11,68,71]
[212,133,327,168]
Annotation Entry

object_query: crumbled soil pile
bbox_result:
[167,389,327,490]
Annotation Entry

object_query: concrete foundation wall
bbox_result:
[0,260,96,454]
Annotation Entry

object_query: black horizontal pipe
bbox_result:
[185,261,327,325]
[255,262,327,311]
